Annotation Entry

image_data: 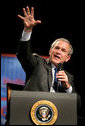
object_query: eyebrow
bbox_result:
[54,46,67,52]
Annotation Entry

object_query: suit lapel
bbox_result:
[44,58,52,90]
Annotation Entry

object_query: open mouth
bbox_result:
[54,54,60,59]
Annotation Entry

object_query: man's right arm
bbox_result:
[17,6,41,73]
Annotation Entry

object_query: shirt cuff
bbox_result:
[65,86,72,93]
[20,30,32,41]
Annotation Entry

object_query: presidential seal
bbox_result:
[30,100,58,125]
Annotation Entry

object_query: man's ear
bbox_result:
[49,49,51,56]
[65,55,71,62]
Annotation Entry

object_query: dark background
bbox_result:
[1,0,85,118]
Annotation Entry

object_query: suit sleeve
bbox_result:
[16,40,38,74]
[67,72,75,93]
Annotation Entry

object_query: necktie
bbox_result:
[54,67,57,83]
[53,67,58,91]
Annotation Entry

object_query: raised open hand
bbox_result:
[18,6,41,32]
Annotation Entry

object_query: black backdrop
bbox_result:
[1,0,85,117]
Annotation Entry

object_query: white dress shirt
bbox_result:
[21,31,72,93]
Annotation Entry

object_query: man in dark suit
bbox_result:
[17,6,75,93]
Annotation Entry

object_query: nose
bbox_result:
[56,49,61,54]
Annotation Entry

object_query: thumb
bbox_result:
[35,20,41,25]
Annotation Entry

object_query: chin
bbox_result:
[51,60,60,66]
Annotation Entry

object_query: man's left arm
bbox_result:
[57,71,74,93]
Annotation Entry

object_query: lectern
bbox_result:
[6,84,77,125]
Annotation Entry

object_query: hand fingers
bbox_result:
[57,71,65,76]
[18,14,24,20]
[23,6,34,16]
[57,75,67,82]
[18,6,34,19]
[58,78,67,82]
[23,8,28,17]
[57,75,64,79]
[31,7,34,17]
[18,7,28,20]
[26,6,30,15]
[56,71,68,82]
[57,70,64,74]
[56,71,68,80]
[35,20,41,25]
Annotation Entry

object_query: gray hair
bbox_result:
[50,38,73,56]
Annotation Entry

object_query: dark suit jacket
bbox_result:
[16,40,75,92]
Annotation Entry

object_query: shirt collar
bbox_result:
[51,63,56,69]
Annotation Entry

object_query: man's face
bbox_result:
[49,40,71,66]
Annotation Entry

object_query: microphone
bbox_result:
[57,63,63,71]
[57,63,63,87]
